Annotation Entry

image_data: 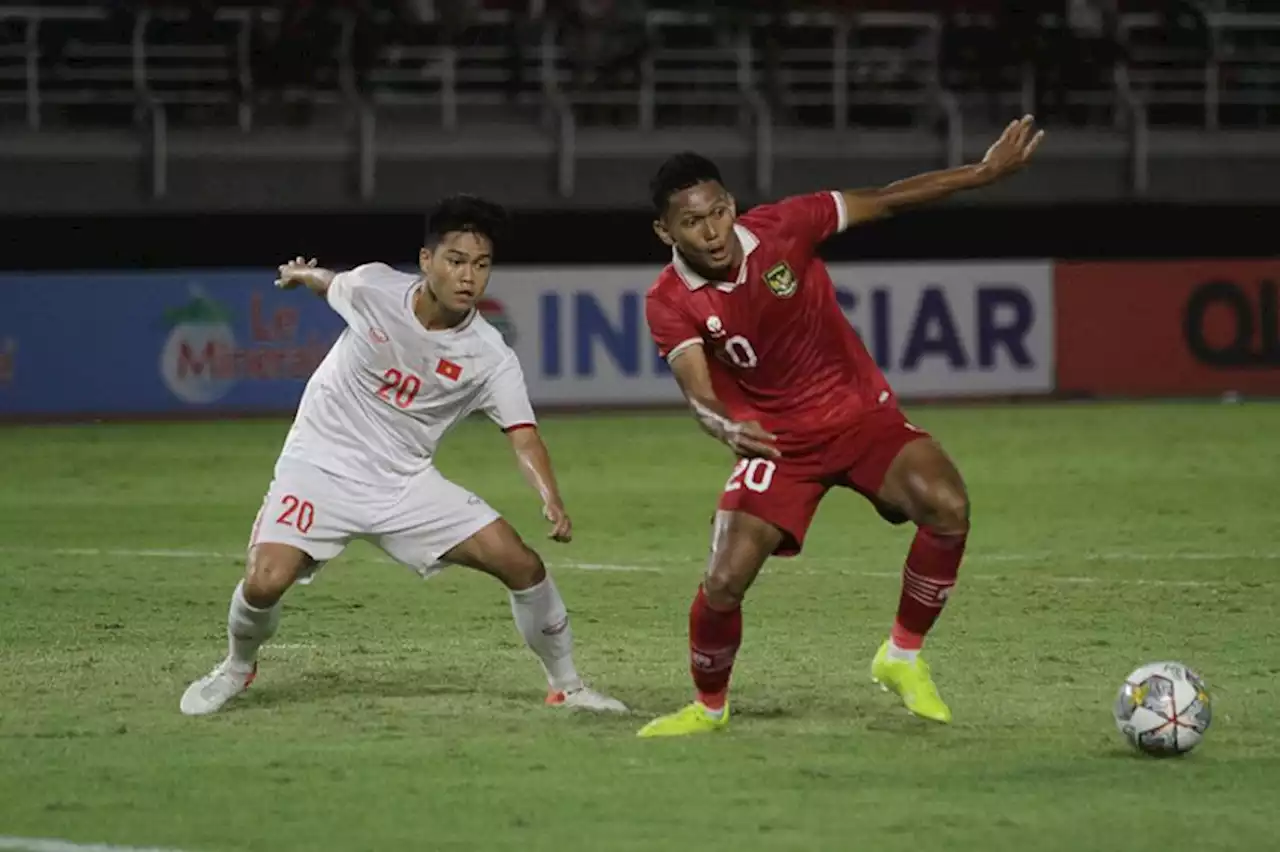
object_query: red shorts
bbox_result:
[717,405,930,556]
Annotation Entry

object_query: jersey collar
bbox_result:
[672,224,759,292]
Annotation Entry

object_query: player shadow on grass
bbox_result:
[232,666,546,711]
[861,712,944,734]
[660,691,939,731]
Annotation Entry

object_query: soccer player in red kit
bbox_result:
[637,116,1044,737]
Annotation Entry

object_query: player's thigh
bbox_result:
[372,470,520,583]
[877,438,969,532]
[717,455,827,560]
[248,463,354,590]
[442,517,545,592]
[843,409,968,531]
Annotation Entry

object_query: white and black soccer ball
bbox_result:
[1113,661,1213,756]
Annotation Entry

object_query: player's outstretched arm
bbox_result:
[840,114,1045,226]
[275,256,336,298]
[507,427,573,542]
[668,346,779,460]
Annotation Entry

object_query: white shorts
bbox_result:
[248,458,501,581]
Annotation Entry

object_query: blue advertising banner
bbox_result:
[0,260,1056,419]
[0,270,345,417]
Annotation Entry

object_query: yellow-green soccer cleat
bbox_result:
[870,641,953,724]
[636,701,730,738]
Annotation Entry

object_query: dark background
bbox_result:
[3,203,1276,271]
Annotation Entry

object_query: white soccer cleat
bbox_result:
[180,658,257,716]
[546,685,629,713]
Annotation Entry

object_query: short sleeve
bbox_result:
[645,292,702,362]
[325,262,398,327]
[758,191,849,252]
[480,354,537,432]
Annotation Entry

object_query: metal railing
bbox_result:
[3,5,1280,200]
[1113,64,1149,196]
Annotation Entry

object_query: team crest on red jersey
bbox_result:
[763,261,798,298]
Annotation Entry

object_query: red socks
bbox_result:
[685,527,961,707]
[688,584,741,709]
[893,526,966,648]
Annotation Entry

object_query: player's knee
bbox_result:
[918,482,970,536]
[703,562,750,609]
[244,545,306,606]
[873,498,911,526]
[497,545,547,592]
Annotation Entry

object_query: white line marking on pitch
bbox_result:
[0,837,196,852]
[2,546,1274,588]
[562,562,660,573]
[973,551,1280,564]
[16,548,231,560]
[0,547,662,572]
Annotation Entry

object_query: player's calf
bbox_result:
[230,543,311,668]
[181,543,311,717]
[871,439,968,721]
[685,511,779,717]
[444,519,627,712]
[888,446,968,652]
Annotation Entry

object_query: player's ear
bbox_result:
[652,218,674,247]
[727,194,738,219]
[418,246,432,273]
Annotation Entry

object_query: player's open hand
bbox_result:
[274,256,321,290]
[726,420,780,460]
[543,502,573,543]
[977,114,1044,183]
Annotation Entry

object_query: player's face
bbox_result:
[419,231,494,314]
[655,182,739,273]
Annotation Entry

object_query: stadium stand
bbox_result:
[2,1,1278,131]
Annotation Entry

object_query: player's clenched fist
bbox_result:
[725,420,780,460]
[543,502,573,543]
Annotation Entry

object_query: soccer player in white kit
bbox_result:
[180,195,627,716]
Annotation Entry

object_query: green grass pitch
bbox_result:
[1,402,1277,852]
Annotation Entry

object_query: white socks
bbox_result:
[223,576,581,691]
[509,575,582,693]
[887,639,920,663]
[227,580,280,672]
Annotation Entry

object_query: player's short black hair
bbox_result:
[650,152,724,216]
[424,193,509,252]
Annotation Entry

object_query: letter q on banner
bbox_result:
[1055,260,1280,397]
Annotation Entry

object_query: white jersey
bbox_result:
[277,262,536,485]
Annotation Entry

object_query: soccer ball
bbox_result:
[1113,661,1213,756]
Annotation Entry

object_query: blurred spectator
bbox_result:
[942,1,1035,126]
[1155,0,1212,64]
[1036,0,1125,124]
[250,0,342,123]
[691,0,787,118]
[551,0,649,122]
[486,0,539,103]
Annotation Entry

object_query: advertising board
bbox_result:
[1055,260,1280,396]
[0,261,1055,419]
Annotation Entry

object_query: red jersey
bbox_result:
[645,191,893,454]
